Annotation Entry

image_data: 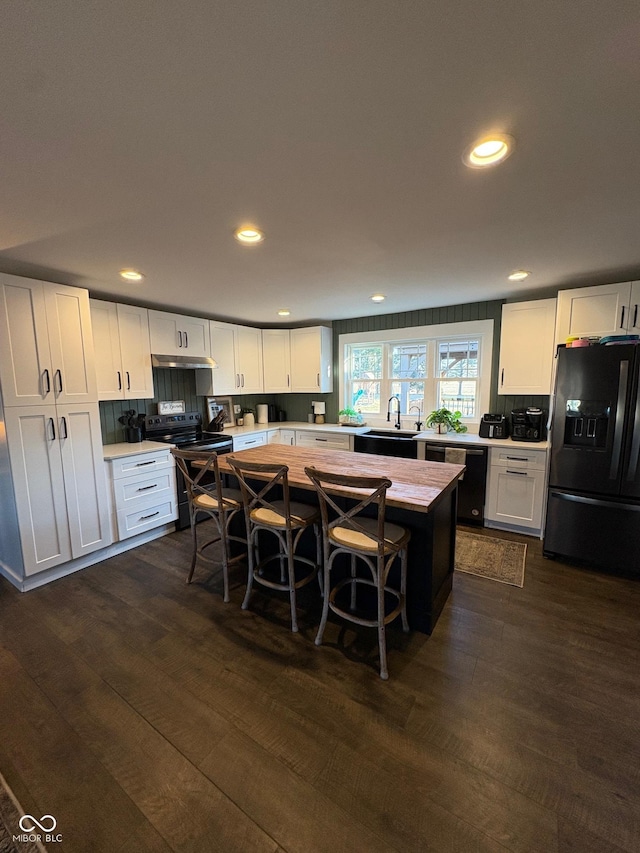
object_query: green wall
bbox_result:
[100,297,549,443]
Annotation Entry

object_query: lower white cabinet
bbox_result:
[233,432,267,450]
[5,403,112,575]
[485,447,547,535]
[268,429,296,445]
[106,448,177,541]
[295,430,351,451]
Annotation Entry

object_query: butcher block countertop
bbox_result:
[217,443,464,514]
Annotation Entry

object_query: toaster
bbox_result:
[479,413,509,439]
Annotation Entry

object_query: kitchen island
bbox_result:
[218,443,465,634]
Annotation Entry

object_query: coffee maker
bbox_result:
[511,407,547,442]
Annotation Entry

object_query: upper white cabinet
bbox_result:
[0,274,97,407]
[290,326,332,393]
[555,281,640,346]
[498,299,556,395]
[4,403,111,575]
[262,328,292,393]
[148,309,210,357]
[90,300,154,400]
[197,321,263,395]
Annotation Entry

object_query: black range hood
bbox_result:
[151,353,217,369]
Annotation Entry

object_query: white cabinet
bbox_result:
[262,328,291,393]
[233,432,267,451]
[555,281,640,346]
[106,448,177,541]
[0,274,97,407]
[268,429,296,445]
[485,447,547,535]
[148,309,210,357]
[90,300,154,400]
[295,430,351,451]
[498,299,556,395]
[197,321,264,395]
[290,326,333,392]
[5,403,111,575]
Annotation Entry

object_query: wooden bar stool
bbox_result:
[171,448,246,602]
[227,457,321,633]
[305,466,410,680]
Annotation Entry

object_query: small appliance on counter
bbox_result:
[479,413,509,439]
[511,407,547,442]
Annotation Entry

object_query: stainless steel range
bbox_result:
[144,411,233,529]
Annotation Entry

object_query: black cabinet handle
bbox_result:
[126,371,131,390]
[43,369,51,394]
[60,416,68,439]
[140,511,160,520]
[135,460,155,466]
[506,469,528,475]
[137,484,158,491]
[184,331,188,348]
[634,304,639,329]
[55,369,63,393]
[501,368,504,386]
[178,330,183,348]
[117,371,122,390]
[49,417,56,440]
[620,305,626,329]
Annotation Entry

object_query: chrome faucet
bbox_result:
[387,395,401,429]
[409,405,423,431]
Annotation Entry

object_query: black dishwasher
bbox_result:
[426,443,487,525]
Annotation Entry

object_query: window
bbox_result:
[340,320,493,427]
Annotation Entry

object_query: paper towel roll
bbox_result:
[257,404,268,424]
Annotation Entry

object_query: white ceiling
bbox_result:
[2,1,640,325]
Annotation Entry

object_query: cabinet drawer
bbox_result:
[295,431,351,451]
[116,498,177,539]
[233,432,267,450]
[112,468,176,511]
[109,449,174,479]
[490,448,546,471]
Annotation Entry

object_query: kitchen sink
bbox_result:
[353,430,419,458]
[365,429,419,439]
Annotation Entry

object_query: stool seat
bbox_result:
[194,488,243,511]
[251,501,319,529]
[329,518,408,553]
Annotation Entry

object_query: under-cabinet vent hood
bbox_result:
[151,353,218,369]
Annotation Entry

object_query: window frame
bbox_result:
[339,320,494,430]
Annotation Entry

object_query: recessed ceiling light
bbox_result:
[119,268,144,281]
[463,133,515,168]
[277,309,290,316]
[234,226,264,245]
[508,270,531,281]
[371,294,386,303]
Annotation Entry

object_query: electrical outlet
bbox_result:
[234,404,241,414]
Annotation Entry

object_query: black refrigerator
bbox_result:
[544,344,640,575]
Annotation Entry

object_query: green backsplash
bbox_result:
[100,299,549,443]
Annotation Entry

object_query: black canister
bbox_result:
[278,410,286,421]
[268,403,278,422]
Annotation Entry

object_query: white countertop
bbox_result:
[102,423,548,456]
[214,421,549,450]
[103,440,174,460]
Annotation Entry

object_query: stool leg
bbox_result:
[242,526,257,610]
[315,523,323,595]
[286,528,298,633]
[400,548,409,633]
[350,553,357,611]
[187,509,198,584]
[315,548,332,646]
[219,511,230,603]
[377,555,389,680]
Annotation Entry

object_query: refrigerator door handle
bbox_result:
[548,490,640,511]
[609,359,629,480]
[625,377,640,482]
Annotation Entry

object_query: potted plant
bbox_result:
[338,406,359,425]
[425,408,467,434]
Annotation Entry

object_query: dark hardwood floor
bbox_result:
[0,524,639,852]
